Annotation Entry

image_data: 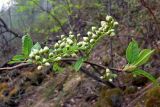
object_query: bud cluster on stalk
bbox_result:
[100,68,117,82]
[54,31,76,50]
[27,46,53,70]
[77,15,118,52]
[26,15,118,70]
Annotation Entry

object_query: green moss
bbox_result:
[145,86,160,107]
[124,86,137,94]
[95,87,123,107]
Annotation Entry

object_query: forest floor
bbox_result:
[0,35,160,107]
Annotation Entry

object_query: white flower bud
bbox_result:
[110,32,116,36]
[87,31,92,36]
[92,26,97,32]
[114,22,118,26]
[55,57,61,61]
[32,49,39,55]
[39,49,44,54]
[54,43,59,48]
[106,73,110,76]
[29,53,34,58]
[96,31,101,35]
[67,38,73,45]
[77,42,83,46]
[92,34,98,39]
[77,33,81,37]
[61,35,65,39]
[45,62,50,66]
[98,27,103,32]
[90,39,95,43]
[101,21,106,27]
[60,42,65,48]
[49,53,54,57]
[69,41,73,45]
[37,66,43,70]
[62,38,66,41]
[83,37,89,42]
[42,58,47,63]
[109,78,113,82]
[69,35,74,38]
[58,40,61,44]
[106,68,110,73]
[69,31,73,35]
[82,41,88,46]
[27,59,32,63]
[106,15,112,21]
[100,76,104,79]
[71,53,77,57]
[43,46,49,52]
[35,55,41,60]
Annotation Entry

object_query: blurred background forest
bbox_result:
[0,0,160,107]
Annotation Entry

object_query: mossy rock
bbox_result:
[145,86,160,107]
[95,87,123,107]
[124,86,137,95]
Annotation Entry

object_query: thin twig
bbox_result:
[126,77,160,107]
[0,58,123,72]
[0,63,30,71]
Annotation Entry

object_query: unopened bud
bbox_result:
[106,15,112,21]
[49,53,54,57]
[69,31,73,35]
[42,58,47,63]
[87,31,92,36]
[61,35,65,39]
[45,62,50,66]
[90,39,94,43]
[43,46,49,52]
[29,53,34,58]
[83,37,89,42]
[92,26,97,32]
[35,55,41,60]
[55,57,61,61]
[69,35,74,38]
[109,78,113,82]
[92,34,98,39]
[37,66,43,70]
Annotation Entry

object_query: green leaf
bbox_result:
[12,55,25,61]
[31,42,41,51]
[8,55,25,64]
[133,69,158,85]
[126,40,140,64]
[133,49,154,66]
[8,60,23,64]
[22,34,33,57]
[74,57,86,71]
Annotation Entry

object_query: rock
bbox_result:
[95,87,123,107]
[145,86,160,107]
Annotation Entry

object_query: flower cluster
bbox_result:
[100,68,117,82]
[27,32,80,70]
[26,15,118,70]
[53,31,80,57]
[27,46,52,70]
[77,15,118,53]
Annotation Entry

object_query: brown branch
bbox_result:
[61,58,123,72]
[140,0,160,32]
[126,76,160,107]
[0,63,30,71]
[0,58,122,72]
[0,17,22,38]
